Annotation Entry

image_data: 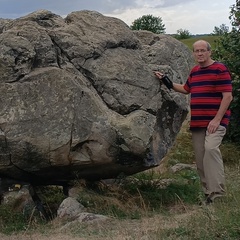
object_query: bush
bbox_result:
[130,14,166,34]
[213,1,240,143]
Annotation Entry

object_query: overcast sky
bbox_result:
[0,0,236,34]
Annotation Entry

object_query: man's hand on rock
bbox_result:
[154,71,173,90]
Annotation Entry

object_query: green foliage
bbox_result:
[213,0,240,143]
[130,14,166,34]
[230,0,240,28]
[220,142,240,164]
[212,23,230,35]
[0,186,65,235]
[0,202,48,235]
[174,28,192,40]
[0,205,27,234]
[37,186,66,218]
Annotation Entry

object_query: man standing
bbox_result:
[154,40,233,204]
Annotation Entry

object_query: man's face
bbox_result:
[193,42,211,64]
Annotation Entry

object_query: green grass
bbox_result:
[158,165,240,240]
[180,35,219,50]
[166,128,194,165]
[0,186,65,235]
[0,205,27,234]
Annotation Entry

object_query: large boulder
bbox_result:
[0,10,194,185]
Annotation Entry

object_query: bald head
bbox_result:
[193,40,211,52]
[192,40,214,67]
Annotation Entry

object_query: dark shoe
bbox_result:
[198,194,210,206]
[206,192,224,204]
[205,196,213,205]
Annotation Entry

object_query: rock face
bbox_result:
[0,10,193,185]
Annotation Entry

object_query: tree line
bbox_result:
[130,15,229,39]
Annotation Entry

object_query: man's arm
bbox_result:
[172,83,189,94]
[207,92,233,134]
[154,71,189,94]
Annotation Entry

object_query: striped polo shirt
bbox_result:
[183,62,232,130]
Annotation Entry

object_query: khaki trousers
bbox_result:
[192,126,226,195]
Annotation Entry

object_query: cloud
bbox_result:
[106,0,233,34]
[134,0,196,8]
[0,0,234,34]
[0,0,138,17]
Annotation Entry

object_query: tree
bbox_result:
[212,24,229,35]
[213,0,240,142]
[230,0,240,28]
[175,28,191,40]
[130,14,166,34]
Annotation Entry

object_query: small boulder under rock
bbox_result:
[57,196,109,226]
[57,197,85,220]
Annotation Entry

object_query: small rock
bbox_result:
[170,163,196,173]
[57,197,85,219]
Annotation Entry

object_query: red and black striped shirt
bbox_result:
[183,62,232,130]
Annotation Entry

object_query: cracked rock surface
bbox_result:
[0,10,193,184]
